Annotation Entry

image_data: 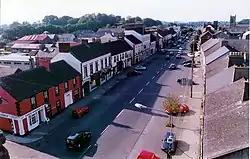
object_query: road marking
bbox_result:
[115,110,124,118]
[101,125,110,135]
[161,67,163,70]
[164,64,166,66]
[156,71,159,74]
[138,88,143,94]
[152,76,155,79]
[78,145,92,159]
[129,97,135,104]
[146,81,150,86]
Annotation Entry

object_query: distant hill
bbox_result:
[238,19,250,25]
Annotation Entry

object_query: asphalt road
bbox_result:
[26,41,191,159]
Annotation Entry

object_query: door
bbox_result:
[64,91,73,108]
[83,81,90,96]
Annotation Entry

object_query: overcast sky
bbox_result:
[1,0,249,24]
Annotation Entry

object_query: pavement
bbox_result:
[5,38,204,159]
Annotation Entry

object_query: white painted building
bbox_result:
[80,33,117,44]
[124,35,143,64]
[0,54,36,70]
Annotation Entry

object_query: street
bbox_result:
[25,42,198,159]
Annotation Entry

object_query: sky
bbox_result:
[0,0,250,24]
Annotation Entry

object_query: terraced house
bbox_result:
[0,61,81,135]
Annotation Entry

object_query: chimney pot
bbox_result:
[58,43,70,53]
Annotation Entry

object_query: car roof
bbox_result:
[67,131,90,140]
[164,131,175,138]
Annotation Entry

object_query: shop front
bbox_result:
[90,72,101,91]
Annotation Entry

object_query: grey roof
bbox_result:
[58,34,75,39]
[36,47,60,58]
[78,32,106,38]
[0,67,21,77]
[223,39,249,52]
[204,41,222,57]
[206,66,235,94]
[205,46,230,65]
[206,56,229,78]
[201,38,220,52]
[97,28,124,33]
[213,31,230,39]
[203,99,249,159]
[217,148,249,159]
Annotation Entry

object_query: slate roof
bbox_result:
[19,34,48,41]
[205,57,229,78]
[0,67,22,78]
[103,40,132,56]
[125,35,142,44]
[70,43,110,63]
[205,46,230,65]
[150,34,156,42]
[203,41,222,57]
[201,38,220,52]
[0,67,56,101]
[49,60,80,84]
[224,39,249,52]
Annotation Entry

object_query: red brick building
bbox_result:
[0,60,82,135]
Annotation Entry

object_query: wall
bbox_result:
[0,87,17,114]
[100,34,117,43]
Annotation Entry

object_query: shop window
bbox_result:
[30,96,36,109]
[64,82,68,91]
[84,65,88,78]
[101,59,104,69]
[55,86,59,96]
[114,56,117,63]
[109,57,112,66]
[44,91,49,102]
[90,63,93,75]
[73,78,77,86]
[105,58,108,67]
[29,113,38,126]
[95,61,99,72]
[121,53,124,59]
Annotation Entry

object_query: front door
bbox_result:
[83,82,90,96]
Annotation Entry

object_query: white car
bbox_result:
[179,47,183,50]
[187,53,195,58]
[135,65,147,70]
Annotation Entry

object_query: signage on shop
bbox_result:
[0,112,19,120]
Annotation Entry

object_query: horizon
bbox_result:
[1,0,250,25]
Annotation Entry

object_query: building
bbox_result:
[79,32,117,44]
[149,34,157,54]
[0,61,82,135]
[97,28,125,39]
[124,34,143,64]
[0,54,36,70]
[229,15,237,28]
[0,67,22,78]
[58,34,76,42]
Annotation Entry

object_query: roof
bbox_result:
[205,46,230,65]
[0,67,22,77]
[223,39,249,52]
[206,57,229,79]
[12,40,37,44]
[97,28,124,33]
[204,85,249,159]
[19,34,48,41]
[150,34,156,42]
[201,38,220,52]
[0,67,56,101]
[36,48,60,58]
[58,34,75,39]
[206,66,235,94]
[11,43,41,50]
[103,40,132,56]
[70,43,110,63]
[0,54,36,62]
[203,40,222,57]
[125,35,142,44]
[49,60,80,84]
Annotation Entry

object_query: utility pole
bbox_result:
[190,37,195,98]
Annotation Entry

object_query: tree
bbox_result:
[190,41,198,53]
[162,93,180,127]
[0,130,10,159]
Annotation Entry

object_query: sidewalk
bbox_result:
[6,54,157,144]
[172,55,204,159]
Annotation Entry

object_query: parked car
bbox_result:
[72,106,89,118]
[161,131,177,154]
[137,150,160,159]
[164,103,189,114]
[127,70,142,77]
[169,51,174,56]
[165,54,170,60]
[182,60,192,65]
[66,131,91,150]
[135,65,147,71]
[187,53,195,58]
[175,54,181,59]
[179,47,183,50]
[184,63,196,67]
[169,64,177,70]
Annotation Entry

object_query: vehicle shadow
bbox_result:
[175,140,190,156]
[173,110,196,117]
[111,122,132,129]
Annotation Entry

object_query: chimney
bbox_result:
[36,57,51,71]
[81,39,88,44]
[58,43,70,53]
[243,81,249,101]
[233,67,249,81]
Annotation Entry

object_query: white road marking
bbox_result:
[161,67,163,70]
[138,88,144,94]
[115,110,124,118]
[152,76,155,79]
[146,81,150,86]
[157,71,160,74]
[164,64,166,66]
[78,145,92,159]
[129,97,135,104]
[101,125,110,135]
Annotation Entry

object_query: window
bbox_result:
[101,59,104,69]
[73,78,76,86]
[109,57,112,66]
[90,63,93,74]
[117,55,120,61]
[95,61,98,72]
[144,45,146,49]
[121,53,124,59]
[55,86,59,96]
[105,58,108,67]
[44,91,48,102]
[24,63,30,65]
[56,100,61,107]
[29,113,38,126]
[64,82,68,91]
[74,89,79,95]
[31,96,36,108]
[14,62,21,65]
[84,65,88,78]
[3,62,11,64]
[114,56,117,63]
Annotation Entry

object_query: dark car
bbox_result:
[182,60,192,65]
[175,54,181,59]
[169,64,177,70]
[0,130,6,145]
[127,70,142,77]
[161,131,177,155]
[169,52,174,56]
[66,131,91,150]
[165,54,170,60]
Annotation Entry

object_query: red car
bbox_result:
[72,106,89,118]
[165,104,189,114]
[169,64,177,70]
[176,54,181,59]
[137,150,160,159]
